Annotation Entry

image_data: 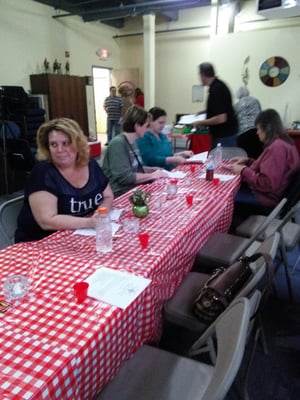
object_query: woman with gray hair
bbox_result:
[234,86,263,158]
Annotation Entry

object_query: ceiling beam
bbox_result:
[159,10,179,21]
[53,0,204,18]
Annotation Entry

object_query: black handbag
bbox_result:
[193,252,274,323]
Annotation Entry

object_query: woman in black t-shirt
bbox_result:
[15,118,114,242]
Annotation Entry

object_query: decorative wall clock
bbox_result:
[259,56,290,87]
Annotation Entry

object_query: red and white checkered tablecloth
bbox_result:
[0,164,240,400]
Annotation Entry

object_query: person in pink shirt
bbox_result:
[230,109,300,222]
[134,88,144,108]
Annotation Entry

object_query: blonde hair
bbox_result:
[37,118,90,166]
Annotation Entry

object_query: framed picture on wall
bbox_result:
[192,85,204,102]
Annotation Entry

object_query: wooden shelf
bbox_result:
[30,74,88,135]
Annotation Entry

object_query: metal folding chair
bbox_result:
[0,195,24,249]
[96,297,251,400]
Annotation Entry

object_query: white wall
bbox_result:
[118,2,300,127]
[0,0,121,133]
[209,27,300,126]
[1,0,300,129]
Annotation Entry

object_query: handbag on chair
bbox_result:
[194,252,273,323]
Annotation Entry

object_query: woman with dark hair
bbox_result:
[15,118,114,242]
[102,105,168,197]
[230,109,300,212]
[136,107,193,170]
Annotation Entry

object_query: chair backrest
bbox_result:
[238,233,280,298]
[209,146,248,159]
[238,197,287,257]
[276,200,300,232]
[202,297,251,400]
[280,171,300,218]
[0,195,24,249]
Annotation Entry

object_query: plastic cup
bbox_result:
[213,177,220,186]
[166,179,178,196]
[138,232,149,249]
[189,164,196,173]
[2,275,29,302]
[123,215,140,234]
[186,193,194,206]
[73,282,89,304]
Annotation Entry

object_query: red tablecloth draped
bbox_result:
[189,134,211,153]
[0,164,240,400]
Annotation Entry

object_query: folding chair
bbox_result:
[0,195,24,249]
[163,234,279,338]
[236,201,300,302]
[163,235,278,400]
[279,172,300,218]
[193,197,286,272]
[189,290,262,400]
[96,297,251,400]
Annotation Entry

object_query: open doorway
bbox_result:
[92,67,140,145]
[92,67,111,139]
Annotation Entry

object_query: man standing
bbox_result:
[194,62,238,148]
[103,86,123,145]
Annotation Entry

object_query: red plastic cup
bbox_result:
[73,282,89,304]
[186,193,194,206]
[189,164,196,173]
[138,232,149,248]
[213,177,220,186]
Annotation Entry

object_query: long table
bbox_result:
[0,164,240,400]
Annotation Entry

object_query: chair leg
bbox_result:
[257,313,268,355]
[242,325,261,400]
[291,246,300,274]
[188,336,217,363]
[279,241,294,303]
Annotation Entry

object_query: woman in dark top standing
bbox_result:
[15,118,113,242]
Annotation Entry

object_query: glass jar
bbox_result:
[166,179,178,196]
[123,215,140,233]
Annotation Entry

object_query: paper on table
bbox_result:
[221,163,233,171]
[163,170,187,179]
[178,113,206,125]
[199,173,235,181]
[109,209,123,221]
[185,151,208,163]
[86,267,151,309]
[73,222,121,236]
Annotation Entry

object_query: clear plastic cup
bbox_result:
[166,179,178,196]
[123,215,140,234]
[3,275,29,302]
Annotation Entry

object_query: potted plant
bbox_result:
[129,189,151,218]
